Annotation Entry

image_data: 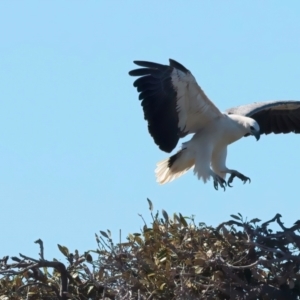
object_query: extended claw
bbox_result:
[213,176,227,191]
[227,172,251,187]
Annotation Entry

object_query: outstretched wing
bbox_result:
[129,59,223,153]
[226,101,300,135]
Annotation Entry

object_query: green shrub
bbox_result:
[1,199,300,300]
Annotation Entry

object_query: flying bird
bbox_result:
[129,59,300,190]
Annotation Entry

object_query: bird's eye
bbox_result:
[250,126,254,130]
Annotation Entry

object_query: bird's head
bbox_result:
[246,119,260,141]
[227,114,261,141]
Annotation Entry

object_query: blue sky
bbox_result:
[1,1,300,261]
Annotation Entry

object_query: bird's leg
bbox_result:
[227,170,251,187]
[212,173,227,191]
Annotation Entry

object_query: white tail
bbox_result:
[155,149,195,184]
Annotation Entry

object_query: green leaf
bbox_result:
[87,285,94,295]
[57,244,69,257]
[134,236,143,246]
[249,218,261,224]
[162,209,169,223]
[147,198,153,211]
[160,282,166,290]
[43,267,48,277]
[107,229,111,238]
[127,234,135,242]
[173,213,180,223]
[230,214,241,221]
[11,256,21,262]
[95,233,100,244]
[85,253,93,263]
[99,231,109,239]
[179,213,188,227]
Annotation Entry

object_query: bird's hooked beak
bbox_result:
[252,130,260,141]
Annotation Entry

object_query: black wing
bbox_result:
[226,101,300,135]
[129,59,222,152]
[129,60,187,152]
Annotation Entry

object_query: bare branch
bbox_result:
[34,239,45,260]
[18,282,60,299]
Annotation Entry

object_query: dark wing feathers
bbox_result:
[133,60,167,70]
[130,59,223,152]
[277,115,290,133]
[169,59,189,74]
[133,75,157,89]
[226,101,300,135]
[129,60,181,152]
[130,58,300,147]
[129,68,164,78]
[290,114,300,132]
[138,88,162,101]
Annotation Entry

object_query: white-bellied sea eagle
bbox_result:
[129,59,300,190]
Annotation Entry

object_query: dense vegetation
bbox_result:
[1,199,300,300]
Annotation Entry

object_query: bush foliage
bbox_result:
[1,199,300,300]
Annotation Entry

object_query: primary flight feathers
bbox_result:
[129,59,300,190]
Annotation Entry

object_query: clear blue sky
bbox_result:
[1,1,300,261]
